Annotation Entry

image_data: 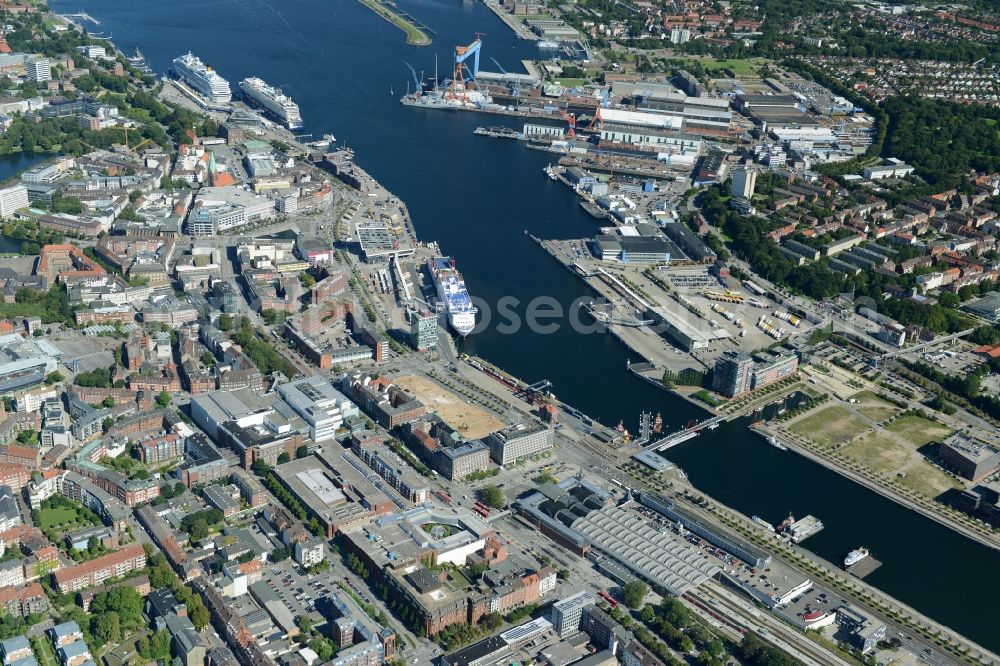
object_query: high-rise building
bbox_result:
[550,592,592,638]
[0,184,29,219]
[712,350,754,398]
[26,58,51,83]
[731,166,757,199]
[409,308,438,352]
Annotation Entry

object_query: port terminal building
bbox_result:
[515,478,719,596]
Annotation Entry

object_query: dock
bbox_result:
[785,515,824,543]
[846,556,882,579]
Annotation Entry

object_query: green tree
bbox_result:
[295,445,309,459]
[44,371,64,385]
[156,390,172,407]
[189,599,210,630]
[93,612,120,644]
[308,638,334,662]
[478,485,506,509]
[622,580,649,609]
[277,452,290,464]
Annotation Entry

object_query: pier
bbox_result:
[58,11,100,25]
[356,0,432,45]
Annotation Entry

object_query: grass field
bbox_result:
[34,506,82,530]
[837,414,959,499]
[885,415,953,447]
[896,465,962,498]
[667,57,767,77]
[789,405,870,448]
[850,391,902,422]
[840,432,909,473]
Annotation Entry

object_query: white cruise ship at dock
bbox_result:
[428,257,476,336]
[172,52,231,104]
[239,77,303,130]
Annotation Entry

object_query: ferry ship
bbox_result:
[126,48,152,75]
[239,77,303,130]
[751,516,775,532]
[172,52,232,104]
[428,257,476,336]
[844,547,869,568]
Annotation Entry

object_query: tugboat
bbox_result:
[777,513,796,531]
[652,412,663,434]
[844,547,869,568]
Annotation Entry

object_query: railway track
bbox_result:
[685,583,852,666]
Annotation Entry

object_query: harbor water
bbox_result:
[51,0,1000,650]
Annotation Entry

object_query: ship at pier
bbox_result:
[239,77,303,130]
[428,257,476,336]
[400,35,492,110]
[171,52,231,104]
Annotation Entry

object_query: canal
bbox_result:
[50,0,999,650]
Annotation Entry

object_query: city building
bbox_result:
[0,185,29,219]
[712,349,798,398]
[711,350,754,398]
[487,422,554,466]
[939,432,1000,481]
[26,58,51,83]
[549,591,592,638]
[835,605,887,654]
[294,537,324,568]
[277,376,358,443]
[408,308,438,352]
[731,166,757,199]
[52,544,147,593]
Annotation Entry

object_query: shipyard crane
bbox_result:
[453,35,483,85]
[403,61,423,95]
[563,110,577,139]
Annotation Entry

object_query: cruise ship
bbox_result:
[239,77,303,130]
[843,547,869,568]
[428,257,476,336]
[172,52,232,104]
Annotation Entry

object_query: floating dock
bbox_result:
[846,556,882,579]
[785,515,824,543]
[580,200,608,219]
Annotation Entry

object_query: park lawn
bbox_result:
[35,506,82,530]
[850,391,902,422]
[789,405,870,448]
[884,415,953,447]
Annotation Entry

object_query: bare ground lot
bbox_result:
[394,374,504,440]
